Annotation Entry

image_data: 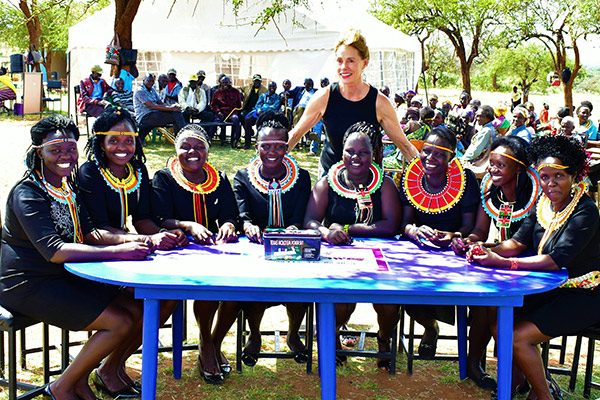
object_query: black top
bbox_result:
[399,168,480,232]
[233,168,311,229]
[512,194,600,278]
[151,168,239,232]
[78,161,152,230]
[325,178,385,226]
[321,82,379,173]
[1,176,95,279]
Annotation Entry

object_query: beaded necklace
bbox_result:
[168,157,220,225]
[247,154,299,228]
[402,158,466,214]
[328,161,383,224]
[481,167,540,241]
[536,181,586,254]
[34,171,83,243]
[96,162,142,231]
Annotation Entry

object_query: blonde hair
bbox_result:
[335,29,369,60]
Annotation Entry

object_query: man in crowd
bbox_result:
[164,68,182,105]
[242,81,281,148]
[77,64,112,117]
[280,79,293,121]
[134,73,186,143]
[105,77,134,113]
[179,74,218,138]
[156,74,169,102]
[196,70,211,102]
[240,74,267,122]
[211,76,242,147]
[286,78,316,127]
[429,94,439,110]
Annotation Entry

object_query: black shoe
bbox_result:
[91,369,140,398]
[468,371,497,391]
[293,349,309,364]
[197,356,224,385]
[129,380,142,394]
[241,350,259,367]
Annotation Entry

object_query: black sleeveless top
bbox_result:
[321,82,379,173]
[325,184,383,226]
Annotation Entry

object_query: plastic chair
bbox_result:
[42,81,62,113]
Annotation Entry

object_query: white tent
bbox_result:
[68,0,420,93]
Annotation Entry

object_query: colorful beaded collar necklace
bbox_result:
[248,154,299,228]
[402,158,466,214]
[97,162,142,231]
[328,161,383,224]
[536,181,586,254]
[34,170,83,243]
[481,167,540,241]
[168,157,220,225]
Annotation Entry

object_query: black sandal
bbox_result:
[197,356,224,385]
[241,351,259,367]
[293,349,309,364]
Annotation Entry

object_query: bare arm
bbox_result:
[144,100,180,112]
[469,239,559,271]
[376,92,419,160]
[288,88,330,151]
[303,177,350,245]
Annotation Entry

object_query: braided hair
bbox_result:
[25,114,80,184]
[484,136,530,202]
[174,124,210,149]
[528,135,589,182]
[256,110,290,141]
[342,121,382,163]
[85,106,146,170]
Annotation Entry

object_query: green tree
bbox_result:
[0,0,108,71]
[480,43,555,101]
[513,0,600,109]
[422,35,459,88]
[373,0,517,95]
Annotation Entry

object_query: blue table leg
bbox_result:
[497,306,514,400]
[316,302,336,400]
[172,301,184,379]
[142,299,160,400]
[457,305,468,380]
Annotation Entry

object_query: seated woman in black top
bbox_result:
[0,115,150,400]
[80,106,187,248]
[304,122,401,371]
[233,111,312,366]
[151,125,239,385]
[399,126,479,360]
[469,136,600,400]
[451,135,540,390]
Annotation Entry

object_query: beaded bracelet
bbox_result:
[509,258,519,270]
[343,224,350,233]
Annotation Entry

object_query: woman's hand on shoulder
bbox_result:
[324,224,351,245]
[216,222,238,244]
[244,224,263,244]
[113,241,152,260]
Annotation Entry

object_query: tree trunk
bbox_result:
[112,0,142,77]
[459,60,471,95]
[432,74,438,88]
[563,79,574,110]
[19,0,41,72]
[492,74,498,91]
[522,80,529,103]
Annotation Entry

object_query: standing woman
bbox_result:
[304,122,401,371]
[233,111,312,366]
[399,127,480,360]
[468,135,600,400]
[287,29,418,176]
[451,135,540,390]
[0,115,151,400]
[151,125,239,385]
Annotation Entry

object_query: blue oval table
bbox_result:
[65,237,567,400]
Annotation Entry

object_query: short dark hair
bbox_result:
[479,105,495,121]
[528,135,589,181]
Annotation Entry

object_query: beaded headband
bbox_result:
[423,142,453,153]
[175,131,210,149]
[34,138,78,148]
[537,163,569,172]
[491,150,526,166]
[95,131,138,136]
[258,140,287,145]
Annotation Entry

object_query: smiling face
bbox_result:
[335,45,368,85]
[177,135,208,175]
[268,81,277,95]
[144,75,155,90]
[115,79,125,92]
[36,130,78,187]
[101,121,136,173]
[459,93,470,107]
[487,146,521,188]
[512,112,526,127]
[282,79,291,91]
[577,107,590,124]
[420,134,453,178]
[342,133,372,179]
[257,127,288,172]
[432,111,445,127]
[538,156,574,209]
[220,77,231,90]
[429,98,438,109]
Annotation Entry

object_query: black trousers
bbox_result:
[138,111,186,142]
